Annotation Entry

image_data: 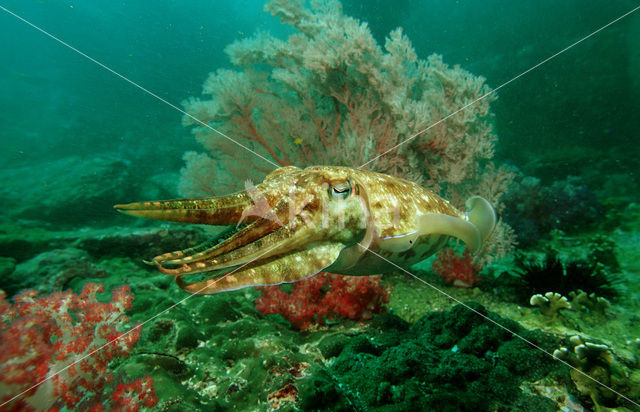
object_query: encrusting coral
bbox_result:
[298,303,564,410]
[180,0,515,265]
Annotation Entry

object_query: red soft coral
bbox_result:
[255,272,391,330]
[0,283,157,411]
[111,376,158,411]
[431,247,480,288]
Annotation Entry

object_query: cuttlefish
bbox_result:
[115,166,496,294]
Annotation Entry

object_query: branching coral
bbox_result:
[568,289,611,315]
[553,335,640,408]
[180,0,515,263]
[529,291,571,317]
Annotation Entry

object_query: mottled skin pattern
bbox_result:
[115,166,495,294]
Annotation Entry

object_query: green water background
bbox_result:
[1,0,637,192]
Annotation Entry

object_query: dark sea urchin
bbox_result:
[513,252,620,304]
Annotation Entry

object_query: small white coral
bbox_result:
[568,289,610,315]
[530,291,571,317]
[575,342,613,365]
[555,335,614,367]
[553,347,579,368]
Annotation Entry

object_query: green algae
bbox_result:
[297,303,565,411]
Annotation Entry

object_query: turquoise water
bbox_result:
[1,1,639,410]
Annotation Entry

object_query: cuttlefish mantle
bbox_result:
[115,166,496,294]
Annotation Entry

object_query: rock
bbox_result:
[136,353,189,377]
[145,318,205,354]
[0,155,137,226]
[3,248,106,295]
[195,296,243,325]
[0,257,16,279]
[75,225,208,260]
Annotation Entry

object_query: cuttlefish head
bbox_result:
[114,166,374,294]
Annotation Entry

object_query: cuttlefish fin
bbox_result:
[380,196,496,254]
[464,196,497,244]
[417,195,496,253]
[176,242,343,295]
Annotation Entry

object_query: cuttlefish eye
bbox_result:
[329,180,352,200]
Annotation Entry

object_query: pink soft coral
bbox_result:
[255,273,391,330]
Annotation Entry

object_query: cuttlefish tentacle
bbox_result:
[115,166,497,295]
[149,234,232,266]
[176,242,344,294]
[149,227,248,265]
[157,218,329,277]
[115,167,305,269]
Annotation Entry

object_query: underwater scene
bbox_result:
[1,0,640,410]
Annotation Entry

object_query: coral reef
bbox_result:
[127,289,322,410]
[255,272,391,330]
[1,216,639,410]
[5,2,640,410]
